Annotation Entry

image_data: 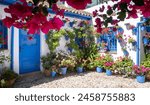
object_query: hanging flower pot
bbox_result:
[64,35,69,40]
[143,37,149,45]
[136,75,145,83]
[69,22,74,27]
[51,71,57,78]
[106,69,112,76]
[60,67,67,75]
[96,67,103,73]
[146,26,150,32]
[132,41,137,46]
[125,23,130,30]
[77,67,83,74]
[141,26,145,31]
[123,50,129,56]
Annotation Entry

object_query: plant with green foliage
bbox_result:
[115,56,134,76]
[0,69,18,88]
[46,30,66,52]
[0,51,10,65]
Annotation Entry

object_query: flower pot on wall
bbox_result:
[96,67,103,73]
[106,69,112,76]
[77,67,83,74]
[123,50,129,56]
[132,41,137,46]
[146,26,150,32]
[43,69,50,77]
[51,71,57,78]
[143,37,149,45]
[136,75,145,83]
[60,67,67,75]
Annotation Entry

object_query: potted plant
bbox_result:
[76,58,86,74]
[132,65,150,83]
[103,54,114,76]
[94,55,105,73]
[0,69,18,88]
[50,65,57,78]
[116,33,123,43]
[143,33,150,45]
[59,59,70,75]
[41,55,51,77]
[104,62,114,76]
[122,47,129,56]
[128,37,136,46]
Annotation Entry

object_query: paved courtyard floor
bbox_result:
[13,71,150,88]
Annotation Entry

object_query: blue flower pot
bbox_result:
[106,69,112,76]
[60,67,67,75]
[69,22,74,27]
[123,50,129,56]
[141,26,145,31]
[146,26,150,32]
[68,47,72,52]
[51,71,57,78]
[96,67,103,73]
[132,41,137,46]
[143,37,149,45]
[77,67,83,74]
[65,35,69,40]
[0,44,2,48]
[136,75,145,83]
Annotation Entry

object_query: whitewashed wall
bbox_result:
[85,1,143,64]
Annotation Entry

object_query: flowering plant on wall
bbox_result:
[132,65,150,76]
[128,36,136,46]
[116,33,123,42]
[124,23,135,30]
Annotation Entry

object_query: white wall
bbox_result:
[85,1,142,64]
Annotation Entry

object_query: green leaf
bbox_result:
[107,9,113,16]
[117,12,126,21]
[113,4,118,10]
[119,3,128,11]
[42,7,48,16]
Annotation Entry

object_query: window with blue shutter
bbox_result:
[97,29,117,52]
[0,20,8,49]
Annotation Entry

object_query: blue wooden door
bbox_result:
[19,29,40,74]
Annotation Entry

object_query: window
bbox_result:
[97,29,117,52]
[0,20,8,49]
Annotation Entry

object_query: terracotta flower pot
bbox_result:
[6,78,16,87]
[43,69,50,77]
[146,74,150,81]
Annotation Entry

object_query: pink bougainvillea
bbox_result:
[61,0,92,9]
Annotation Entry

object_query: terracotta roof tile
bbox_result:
[58,5,92,17]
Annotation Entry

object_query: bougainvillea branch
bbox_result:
[93,0,150,33]
[2,0,92,34]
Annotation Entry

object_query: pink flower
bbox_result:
[61,0,92,9]
[99,5,105,12]
[2,16,15,28]
[93,10,98,17]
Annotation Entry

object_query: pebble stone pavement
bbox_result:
[13,71,150,88]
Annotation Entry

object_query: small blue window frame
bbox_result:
[97,29,117,52]
[0,20,8,49]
